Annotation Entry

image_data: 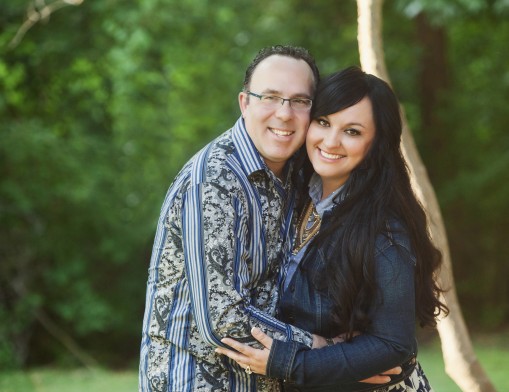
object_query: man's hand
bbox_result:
[215,327,272,376]
[360,366,402,384]
[311,334,328,349]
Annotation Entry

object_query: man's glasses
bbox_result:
[246,91,313,111]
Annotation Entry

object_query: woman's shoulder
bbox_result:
[375,217,415,264]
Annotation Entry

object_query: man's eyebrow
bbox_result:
[260,88,312,99]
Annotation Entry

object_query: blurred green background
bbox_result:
[1,0,508,386]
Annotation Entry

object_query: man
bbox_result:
[139,45,319,391]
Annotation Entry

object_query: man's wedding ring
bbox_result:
[245,365,253,375]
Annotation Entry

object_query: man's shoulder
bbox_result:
[175,128,248,191]
[207,128,237,165]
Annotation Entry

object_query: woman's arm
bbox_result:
[267,241,417,384]
[216,240,415,385]
[216,328,401,384]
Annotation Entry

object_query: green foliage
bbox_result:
[389,1,509,326]
[0,0,507,369]
[0,0,359,368]
[435,14,509,326]
[395,0,509,23]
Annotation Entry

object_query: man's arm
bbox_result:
[182,181,313,350]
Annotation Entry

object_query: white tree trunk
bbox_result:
[356,1,496,391]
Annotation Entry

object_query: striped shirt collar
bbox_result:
[232,116,266,176]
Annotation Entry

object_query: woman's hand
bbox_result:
[215,327,272,375]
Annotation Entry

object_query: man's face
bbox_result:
[239,55,315,177]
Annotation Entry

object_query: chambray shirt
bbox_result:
[283,174,343,292]
[139,117,312,392]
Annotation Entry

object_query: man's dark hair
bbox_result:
[242,45,320,92]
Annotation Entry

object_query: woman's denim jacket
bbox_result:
[267,215,418,391]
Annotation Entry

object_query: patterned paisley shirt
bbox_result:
[139,117,313,392]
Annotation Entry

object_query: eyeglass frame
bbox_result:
[245,91,313,111]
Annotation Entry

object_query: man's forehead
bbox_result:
[249,55,314,94]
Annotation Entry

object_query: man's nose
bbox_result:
[275,100,293,120]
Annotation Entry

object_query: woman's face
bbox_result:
[306,96,376,197]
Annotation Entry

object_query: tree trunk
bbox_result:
[415,12,451,181]
[356,1,496,391]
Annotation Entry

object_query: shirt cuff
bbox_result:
[289,327,313,348]
[266,339,302,380]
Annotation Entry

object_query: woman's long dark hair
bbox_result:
[301,66,448,337]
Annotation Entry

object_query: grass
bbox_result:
[418,332,509,391]
[0,368,137,392]
[1,334,507,391]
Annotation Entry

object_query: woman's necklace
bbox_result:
[292,199,321,255]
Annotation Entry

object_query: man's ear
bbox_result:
[238,91,248,116]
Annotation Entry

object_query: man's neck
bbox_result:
[266,161,286,180]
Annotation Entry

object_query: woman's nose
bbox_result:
[323,130,341,147]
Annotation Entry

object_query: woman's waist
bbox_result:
[282,357,419,392]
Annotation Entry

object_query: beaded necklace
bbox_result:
[292,199,321,255]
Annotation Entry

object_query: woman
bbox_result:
[215,66,448,391]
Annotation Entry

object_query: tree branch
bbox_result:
[35,308,99,370]
[9,0,85,49]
